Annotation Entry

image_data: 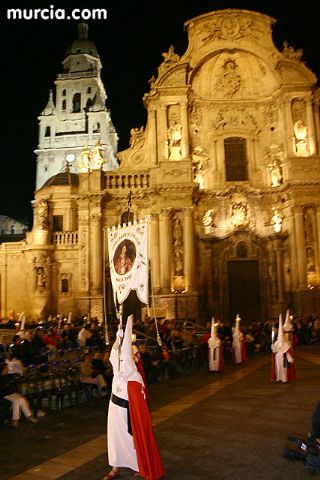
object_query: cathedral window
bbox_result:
[87,87,91,94]
[53,215,63,232]
[62,89,66,96]
[61,278,69,293]
[93,122,100,133]
[236,242,248,258]
[86,98,92,109]
[62,99,66,111]
[224,137,248,181]
[72,93,81,113]
[45,126,51,137]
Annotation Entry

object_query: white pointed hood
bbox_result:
[209,317,220,348]
[272,313,290,354]
[283,310,293,332]
[210,317,215,339]
[233,314,241,337]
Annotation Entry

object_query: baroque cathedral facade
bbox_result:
[0,9,320,324]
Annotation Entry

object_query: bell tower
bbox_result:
[35,22,119,189]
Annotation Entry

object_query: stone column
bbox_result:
[316,206,320,271]
[149,213,160,293]
[288,212,299,290]
[202,239,214,310]
[157,105,168,161]
[293,208,307,289]
[181,101,190,160]
[149,109,158,166]
[306,97,316,155]
[273,237,285,303]
[184,207,197,292]
[90,212,102,295]
[313,97,320,155]
[159,209,172,293]
[284,97,295,155]
[78,199,90,295]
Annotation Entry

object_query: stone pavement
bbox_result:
[1,345,320,480]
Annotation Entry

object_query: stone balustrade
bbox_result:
[105,172,150,189]
[53,231,78,246]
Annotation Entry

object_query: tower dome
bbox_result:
[65,22,100,59]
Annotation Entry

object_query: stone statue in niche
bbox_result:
[192,146,208,190]
[173,217,184,276]
[304,212,315,244]
[306,247,316,273]
[268,161,283,187]
[35,266,47,289]
[174,248,184,276]
[294,120,308,143]
[291,98,308,155]
[294,120,308,156]
[37,199,48,229]
[168,122,182,160]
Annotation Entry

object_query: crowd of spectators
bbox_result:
[0,311,319,426]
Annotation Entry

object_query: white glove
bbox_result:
[116,329,124,340]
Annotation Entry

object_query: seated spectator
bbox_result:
[7,353,25,377]
[8,335,23,362]
[79,351,108,396]
[61,323,78,349]
[91,350,113,391]
[86,322,104,350]
[138,343,159,384]
[0,363,38,428]
[161,346,181,379]
[0,335,10,362]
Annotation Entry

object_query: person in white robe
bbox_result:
[232,314,247,365]
[271,313,295,383]
[208,318,224,372]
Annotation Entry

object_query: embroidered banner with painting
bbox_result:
[107,221,148,305]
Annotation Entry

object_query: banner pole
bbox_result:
[102,228,110,346]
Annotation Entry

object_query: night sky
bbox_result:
[1,0,318,227]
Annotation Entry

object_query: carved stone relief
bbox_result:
[199,14,253,43]
[129,126,145,149]
[173,216,184,276]
[211,107,260,134]
[215,57,242,97]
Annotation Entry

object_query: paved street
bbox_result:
[1,345,320,480]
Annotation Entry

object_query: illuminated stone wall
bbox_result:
[1,10,320,323]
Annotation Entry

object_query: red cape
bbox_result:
[128,381,165,480]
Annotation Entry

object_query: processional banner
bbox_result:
[107,220,149,306]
